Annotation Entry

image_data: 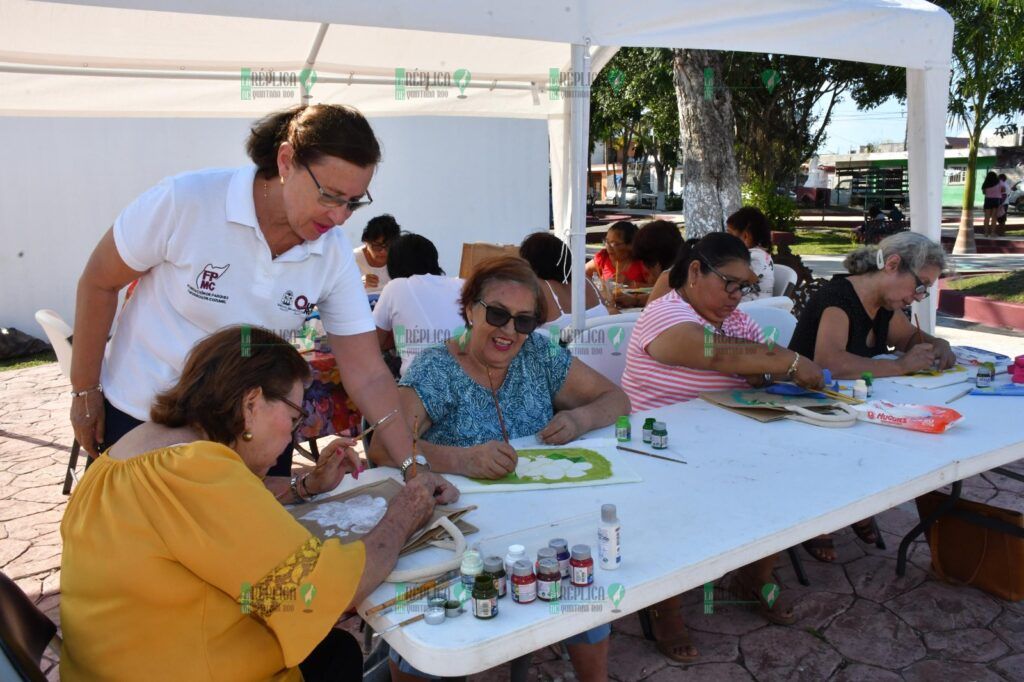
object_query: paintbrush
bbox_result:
[616,445,687,465]
[945,387,973,404]
[818,387,864,405]
[412,414,419,477]
[358,408,399,442]
[914,313,924,346]
[365,572,461,616]
[372,612,425,637]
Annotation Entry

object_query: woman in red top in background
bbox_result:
[584,221,649,286]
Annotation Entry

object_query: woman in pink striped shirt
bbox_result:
[622,233,825,664]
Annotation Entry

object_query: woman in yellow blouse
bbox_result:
[60,325,457,681]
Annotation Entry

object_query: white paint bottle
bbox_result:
[598,504,621,570]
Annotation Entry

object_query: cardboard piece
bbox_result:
[700,388,848,423]
[458,242,522,279]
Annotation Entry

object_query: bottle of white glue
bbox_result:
[598,504,621,570]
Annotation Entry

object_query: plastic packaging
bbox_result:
[853,400,963,434]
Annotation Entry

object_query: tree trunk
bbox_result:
[952,127,981,254]
[673,49,742,238]
[654,158,667,211]
[619,128,633,208]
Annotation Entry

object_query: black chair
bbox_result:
[0,571,58,681]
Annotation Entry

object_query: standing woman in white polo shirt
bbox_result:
[69,104,417,502]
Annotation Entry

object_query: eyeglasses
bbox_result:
[276,395,310,435]
[906,267,930,300]
[476,300,540,335]
[365,240,390,252]
[604,240,625,249]
[698,255,759,297]
[302,163,374,211]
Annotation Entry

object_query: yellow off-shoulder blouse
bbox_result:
[59,441,365,681]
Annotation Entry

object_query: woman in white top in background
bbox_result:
[519,232,609,335]
[374,233,465,376]
[725,206,775,302]
[353,213,400,297]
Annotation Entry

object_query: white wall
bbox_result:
[0,116,548,340]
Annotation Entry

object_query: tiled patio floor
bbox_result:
[3,359,1023,681]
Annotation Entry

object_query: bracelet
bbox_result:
[299,474,316,500]
[69,384,103,398]
[786,353,800,380]
[290,475,312,503]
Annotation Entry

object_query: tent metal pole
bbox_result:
[568,41,591,335]
[301,23,330,103]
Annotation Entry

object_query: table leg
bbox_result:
[786,547,810,586]
[896,481,962,576]
[509,653,532,682]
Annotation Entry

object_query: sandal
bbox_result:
[802,535,837,563]
[638,595,699,663]
[724,576,796,626]
[851,518,879,545]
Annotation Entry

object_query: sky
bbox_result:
[817,95,1022,155]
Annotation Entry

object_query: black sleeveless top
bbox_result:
[788,276,893,360]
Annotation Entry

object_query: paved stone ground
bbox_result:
[2,352,1024,681]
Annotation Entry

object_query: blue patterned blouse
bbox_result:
[399,333,573,447]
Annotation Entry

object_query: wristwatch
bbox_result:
[400,454,430,481]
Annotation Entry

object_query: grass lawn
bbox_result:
[0,350,56,372]
[945,271,1024,304]
[787,228,857,256]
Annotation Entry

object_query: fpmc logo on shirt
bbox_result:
[187,263,231,304]
[278,289,314,316]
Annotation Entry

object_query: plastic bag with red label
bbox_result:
[853,400,963,434]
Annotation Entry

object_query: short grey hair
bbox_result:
[844,232,946,275]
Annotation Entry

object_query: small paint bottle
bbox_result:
[549,538,571,578]
[651,421,668,450]
[853,379,868,401]
[598,503,621,570]
[976,362,995,388]
[511,560,537,604]
[484,555,507,598]
[570,545,595,587]
[504,544,527,577]
[536,559,562,601]
[472,574,498,619]
[460,549,483,590]
[536,547,557,573]
[860,372,874,397]
[642,418,656,443]
[615,416,631,442]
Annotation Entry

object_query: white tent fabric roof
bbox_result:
[1,0,952,117]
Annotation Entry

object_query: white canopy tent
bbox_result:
[0,0,953,332]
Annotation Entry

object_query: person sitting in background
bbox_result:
[787,231,952,562]
[619,233,822,662]
[584,220,649,290]
[725,207,774,301]
[856,205,891,244]
[371,256,629,682]
[354,213,401,295]
[374,233,465,376]
[615,219,683,308]
[519,231,609,332]
[60,325,457,682]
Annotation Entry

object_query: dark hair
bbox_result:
[386,233,445,279]
[151,326,310,445]
[726,207,772,249]
[981,171,999,190]
[631,220,684,269]
[246,104,382,178]
[363,214,401,244]
[459,256,546,326]
[606,221,638,244]
[667,233,751,290]
[998,173,1007,181]
[519,232,570,282]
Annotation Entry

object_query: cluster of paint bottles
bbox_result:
[457,504,622,617]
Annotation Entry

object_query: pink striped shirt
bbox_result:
[622,290,764,412]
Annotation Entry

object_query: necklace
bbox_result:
[484,364,510,444]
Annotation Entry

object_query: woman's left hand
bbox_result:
[306,437,363,495]
[538,410,585,445]
[933,339,957,370]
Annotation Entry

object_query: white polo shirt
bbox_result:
[102,165,374,420]
[372,274,466,376]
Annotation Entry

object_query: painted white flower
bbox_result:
[516,456,592,481]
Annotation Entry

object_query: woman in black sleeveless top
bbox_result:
[788,232,952,562]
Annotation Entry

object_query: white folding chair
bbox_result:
[772,263,798,297]
[737,304,797,349]
[740,296,795,313]
[566,314,639,385]
[34,309,80,495]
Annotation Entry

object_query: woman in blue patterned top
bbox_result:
[373,256,628,682]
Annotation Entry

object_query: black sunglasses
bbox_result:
[698,255,759,297]
[302,163,374,211]
[476,300,540,335]
[276,395,310,435]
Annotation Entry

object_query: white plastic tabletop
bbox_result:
[352,378,1023,676]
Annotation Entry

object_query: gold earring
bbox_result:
[263,181,269,199]
[280,175,285,185]
[242,431,253,442]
